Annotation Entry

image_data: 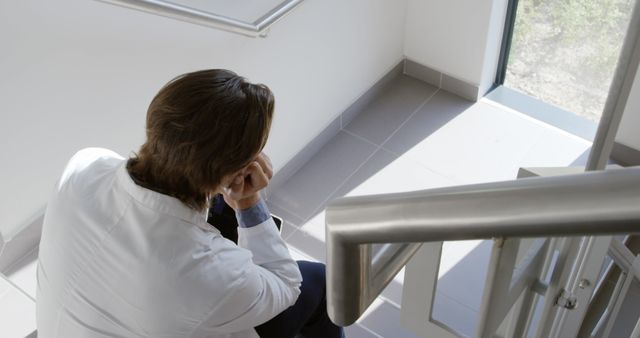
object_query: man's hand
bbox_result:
[223,153,273,210]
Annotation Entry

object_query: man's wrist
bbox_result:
[236,198,271,228]
[235,194,261,210]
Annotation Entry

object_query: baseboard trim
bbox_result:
[266,58,480,198]
[0,212,43,274]
[611,141,640,166]
[266,58,482,200]
[266,60,404,196]
[403,58,480,101]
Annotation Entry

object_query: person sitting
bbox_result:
[36,69,344,338]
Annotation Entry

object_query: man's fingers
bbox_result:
[255,153,273,180]
[233,174,244,185]
[227,178,245,200]
[225,161,269,201]
[245,162,269,191]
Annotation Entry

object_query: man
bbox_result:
[36,69,344,338]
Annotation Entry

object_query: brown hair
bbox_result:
[127,69,274,211]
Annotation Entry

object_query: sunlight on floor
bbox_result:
[272,89,595,337]
[438,240,484,278]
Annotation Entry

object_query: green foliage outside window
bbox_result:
[506,0,634,121]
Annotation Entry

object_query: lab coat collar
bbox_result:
[115,162,207,225]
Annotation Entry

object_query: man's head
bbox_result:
[128,69,275,211]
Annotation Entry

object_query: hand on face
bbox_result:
[222,153,273,210]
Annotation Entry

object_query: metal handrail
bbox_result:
[326,167,640,326]
[96,0,305,37]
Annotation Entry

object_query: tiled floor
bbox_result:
[3,74,598,338]
[266,74,593,337]
[4,247,38,299]
[0,271,36,337]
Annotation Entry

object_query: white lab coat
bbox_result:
[36,148,302,338]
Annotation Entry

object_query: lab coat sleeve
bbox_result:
[195,217,302,334]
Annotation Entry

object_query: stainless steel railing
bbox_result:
[325,167,640,326]
[96,0,305,37]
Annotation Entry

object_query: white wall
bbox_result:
[0,0,407,237]
[617,69,640,150]
[403,0,508,92]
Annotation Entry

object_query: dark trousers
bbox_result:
[207,197,344,338]
[255,261,344,338]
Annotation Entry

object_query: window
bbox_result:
[495,0,636,122]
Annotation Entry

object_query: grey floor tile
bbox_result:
[5,248,38,299]
[268,131,378,223]
[342,63,404,128]
[328,148,455,202]
[328,148,398,199]
[485,86,598,141]
[297,212,327,242]
[380,279,404,308]
[384,99,549,185]
[287,243,318,262]
[432,291,478,338]
[571,148,592,166]
[0,275,36,337]
[268,118,341,195]
[345,75,437,146]
[279,220,300,240]
[435,240,492,312]
[609,281,640,338]
[569,147,615,166]
[344,323,382,338]
[382,90,473,156]
[266,202,305,230]
[358,300,423,338]
[265,74,605,338]
[284,225,327,263]
[519,126,591,169]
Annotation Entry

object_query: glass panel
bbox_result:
[505,0,636,121]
